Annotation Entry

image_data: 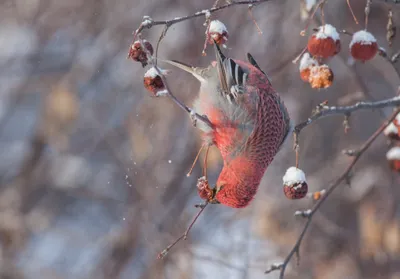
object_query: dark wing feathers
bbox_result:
[213,41,248,102]
[213,42,230,94]
[246,53,271,84]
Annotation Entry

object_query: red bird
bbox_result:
[165,43,291,208]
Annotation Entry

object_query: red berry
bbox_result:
[196,176,214,201]
[283,182,308,200]
[307,24,341,58]
[282,167,308,200]
[129,40,154,67]
[386,147,400,172]
[299,53,318,83]
[350,30,378,62]
[206,20,229,46]
[143,67,169,97]
[384,114,400,141]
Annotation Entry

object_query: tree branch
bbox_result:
[294,93,400,137]
[265,107,400,279]
[133,0,271,38]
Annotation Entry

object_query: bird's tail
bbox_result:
[159,59,207,82]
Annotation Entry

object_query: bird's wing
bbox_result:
[277,97,292,150]
[246,52,291,151]
[246,53,272,84]
[212,42,261,158]
[213,41,249,104]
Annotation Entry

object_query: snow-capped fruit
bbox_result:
[197,176,214,201]
[206,20,229,45]
[299,53,318,82]
[307,24,341,58]
[143,67,169,96]
[350,30,378,62]
[308,64,334,89]
[283,167,308,200]
[129,40,154,67]
[384,113,400,140]
[386,147,400,172]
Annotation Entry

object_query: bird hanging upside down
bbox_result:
[165,42,291,208]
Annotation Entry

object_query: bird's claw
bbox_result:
[190,110,197,127]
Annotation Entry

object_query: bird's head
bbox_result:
[212,156,262,208]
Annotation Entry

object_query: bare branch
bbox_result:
[157,202,209,259]
[294,94,400,136]
[133,0,271,38]
[266,108,400,278]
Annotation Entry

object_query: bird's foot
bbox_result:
[190,110,197,127]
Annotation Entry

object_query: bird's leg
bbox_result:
[187,144,206,177]
[203,144,210,179]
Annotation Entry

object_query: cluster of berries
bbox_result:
[384,113,400,172]
[127,39,159,94]
[127,39,169,96]
[128,20,229,97]
[300,24,378,89]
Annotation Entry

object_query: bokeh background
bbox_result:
[0,0,399,278]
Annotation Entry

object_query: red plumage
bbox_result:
[166,44,291,208]
[212,60,290,208]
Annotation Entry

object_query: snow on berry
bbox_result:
[206,20,229,46]
[143,67,170,96]
[350,30,378,62]
[299,53,319,82]
[282,167,308,200]
[197,176,214,201]
[384,113,400,140]
[386,146,400,172]
[128,40,154,67]
[308,64,334,89]
[307,24,341,58]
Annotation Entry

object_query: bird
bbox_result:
[164,42,291,208]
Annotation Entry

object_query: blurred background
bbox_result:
[0,0,399,278]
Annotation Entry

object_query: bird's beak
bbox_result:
[209,186,221,204]
[212,39,226,62]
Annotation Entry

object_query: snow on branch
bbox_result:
[133,0,271,38]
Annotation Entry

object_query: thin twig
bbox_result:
[248,4,263,34]
[299,0,327,36]
[386,9,395,46]
[157,202,209,259]
[347,0,360,24]
[265,108,400,278]
[135,36,215,129]
[187,144,206,177]
[365,0,372,30]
